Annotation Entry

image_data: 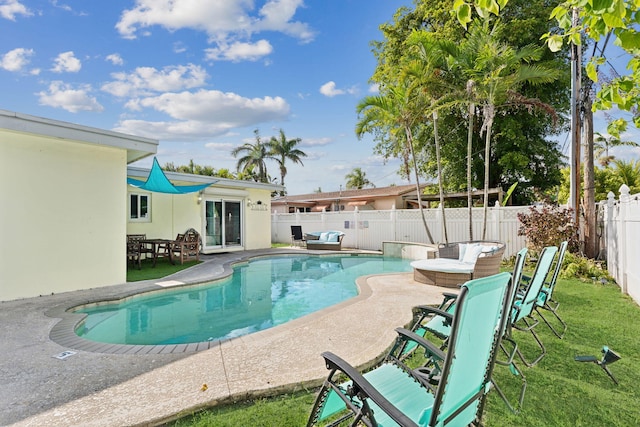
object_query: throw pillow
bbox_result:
[481,245,499,254]
[458,243,468,261]
[462,243,483,264]
[319,232,330,241]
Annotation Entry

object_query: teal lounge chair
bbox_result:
[534,241,569,338]
[410,248,529,413]
[307,272,512,427]
[510,245,558,368]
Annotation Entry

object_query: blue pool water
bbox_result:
[75,255,412,345]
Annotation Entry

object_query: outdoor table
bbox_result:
[141,239,174,267]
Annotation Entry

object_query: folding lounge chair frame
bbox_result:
[410,248,529,414]
[511,245,558,368]
[491,248,528,413]
[534,241,569,338]
[307,272,513,427]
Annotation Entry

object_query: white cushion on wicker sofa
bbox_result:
[410,258,475,274]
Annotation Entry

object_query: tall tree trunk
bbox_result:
[433,111,448,243]
[467,102,475,241]
[406,127,435,244]
[280,164,286,196]
[481,104,495,240]
[583,95,597,258]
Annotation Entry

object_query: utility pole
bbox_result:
[569,8,582,227]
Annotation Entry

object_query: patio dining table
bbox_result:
[141,239,174,267]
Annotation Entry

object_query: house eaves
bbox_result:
[0,109,158,163]
[127,166,285,192]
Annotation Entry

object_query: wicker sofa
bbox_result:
[304,231,345,251]
[410,240,505,288]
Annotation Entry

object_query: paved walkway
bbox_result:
[0,249,450,426]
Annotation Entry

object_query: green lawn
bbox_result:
[171,276,640,427]
[126,257,200,282]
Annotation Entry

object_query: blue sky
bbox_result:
[1,0,637,195]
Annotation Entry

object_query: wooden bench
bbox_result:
[170,228,201,264]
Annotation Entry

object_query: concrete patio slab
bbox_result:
[0,249,451,426]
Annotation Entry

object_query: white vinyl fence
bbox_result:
[601,185,640,304]
[272,194,640,304]
[272,205,530,259]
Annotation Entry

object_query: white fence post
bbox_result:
[391,204,397,241]
[354,207,360,249]
[605,191,616,282]
[618,184,630,294]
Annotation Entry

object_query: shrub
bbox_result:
[517,204,579,252]
[561,252,614,283]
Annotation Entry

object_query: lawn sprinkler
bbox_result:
[574,346,621,385]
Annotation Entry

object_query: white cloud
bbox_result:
[114,89,290,140]
[101,63,208,97]
[51,0,72,12]
[105,53,124,66]
[205,39,273,62]
[0,47,34,72]
[51,51,81,73]
[255,0,314,42]
[204,141,236,151]
[37,81,104,112]
[301,137,332,147]
[320,81,357,97]
[173,42,187,53]
[115,0,314,62]
[0,0,31,20]
[319,81,344,97]
[368,83,379,93]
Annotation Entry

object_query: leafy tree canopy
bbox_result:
[367,0,569,205]
[460,0,640,132]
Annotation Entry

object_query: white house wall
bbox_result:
[126,187,273,252]
[244,188,272,250]
[1,131,127,301]
[127,191,201,240]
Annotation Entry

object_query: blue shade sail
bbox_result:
[127,158,216,194]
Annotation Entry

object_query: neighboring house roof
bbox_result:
[0,109,158,163]
[272,184,425,205]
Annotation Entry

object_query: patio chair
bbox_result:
[126,234,154,260]
[409,248,529,413]
[307,272,512,427]
[126,239,142,270]
[534,240,569,338]
[291,225,306,247]
[510,245,558,368]
[170,228,201,264]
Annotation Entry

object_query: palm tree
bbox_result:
[345,167,374,189]
[268,129,306,195]
[214,168,235,179]
[405,32,473,244]
[231,129,270,183]
[612,159,640,192]
[454,21,560,239]
[356,84,435,244]
[594,132,639,167]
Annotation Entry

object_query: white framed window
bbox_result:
[129,193,150,222]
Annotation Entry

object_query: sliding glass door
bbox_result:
[204,200,242,249]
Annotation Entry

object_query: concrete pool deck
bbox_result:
[0,248,452,426]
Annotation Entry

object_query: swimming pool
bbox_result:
[74,254,412,345]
